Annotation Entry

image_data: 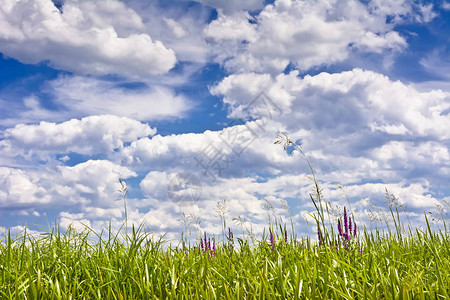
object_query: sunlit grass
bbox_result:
[0,218,448,299]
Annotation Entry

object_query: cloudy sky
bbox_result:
[0,0,449,241]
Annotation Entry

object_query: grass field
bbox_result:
[0,213,448,299]
[1,135,448,299]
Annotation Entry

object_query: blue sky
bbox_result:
[0,0,449,240]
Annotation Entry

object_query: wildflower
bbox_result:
[317,228,323,244]
[199,232,216,257]
[337,207,358,250]
[344,207,348,235]
[284,229,288,244]
[269,229,275,250]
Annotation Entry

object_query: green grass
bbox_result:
[0,218,448,299]
[0,134,448,299]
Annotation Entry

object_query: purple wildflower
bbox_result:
[199,233,217,256]
[338,219,343,237]
[344,207,348,235]
[284,229,288,244]
[354,224,357,237]
[269,230,275,250]
[317,228,323,244]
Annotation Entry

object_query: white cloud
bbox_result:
[444,2,450,11]
[420,49,450,81]
[212,69,450,140]
[49,76,193,121]
[415,4,437,23]
[0,75,194,127]
[59,212,92,232]
[204,0,409,73]
[0,167,51,208]
[371,141,450,179]
[204,11,257,42]
[125,0,211,66]
[192,0,265,14]
[1,115,155,158]
[0,159,136,212]
[0,0,176,77]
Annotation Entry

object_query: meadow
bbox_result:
[0,134,448,299]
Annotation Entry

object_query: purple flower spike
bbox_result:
[284,230,288,243]
[318,228,323,244]
[344,207,348,235]
[354,224,357,237]
[212,238,216,256]
[338,219,343,237]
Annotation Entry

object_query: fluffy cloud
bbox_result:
[0,159,136,212]
[204,0,410,73]
[0,0,176,77]
[126,1,211,66]
[0,167,51,208]
[56,160,137,207]
[0,115,156,158]
[211,69,450,141]
[207,68,450,197]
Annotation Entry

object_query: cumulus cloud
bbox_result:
[0,115,156,159]
[211,69,450,141]
[0,159,136,211]
[204,0,410,73]
[208,68,450,198]
[0,0,176,77]
[56,160,137,206]
[0,167,51,208]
